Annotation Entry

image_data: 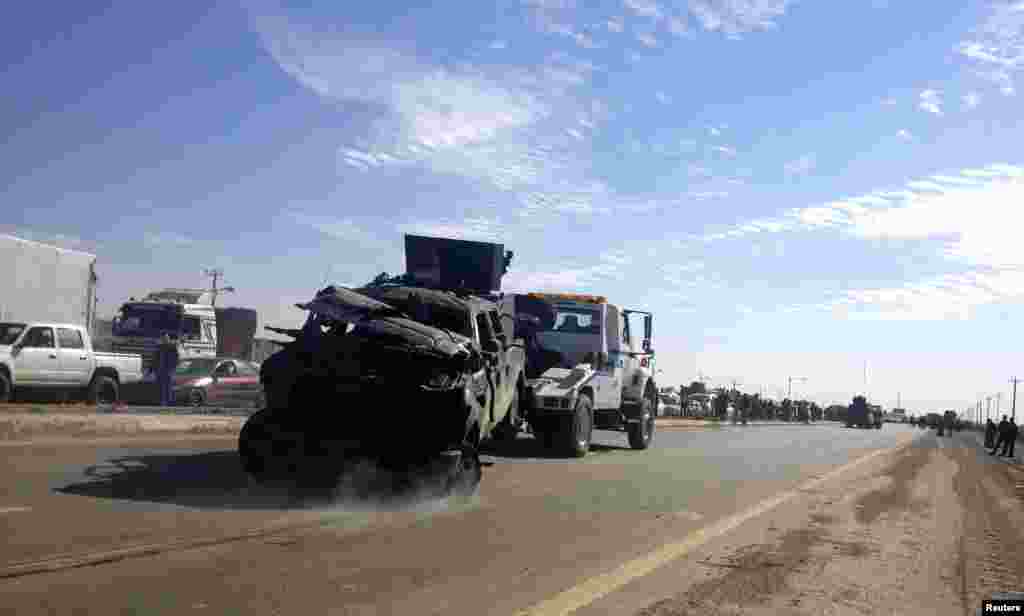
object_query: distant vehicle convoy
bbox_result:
[846,396,882,429]
[0,322,143,403]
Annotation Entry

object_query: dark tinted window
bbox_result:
[23,327,55,348]
[183,316,202,341]
[57,328,85,349]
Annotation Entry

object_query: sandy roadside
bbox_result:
[580,432,1024,616]
[0,411,245,441]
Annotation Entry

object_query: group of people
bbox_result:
[985,415,1019,458]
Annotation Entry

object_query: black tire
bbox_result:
[239,409,290,481]
[560,394,593,458]
[0,372,10,403]
[187,388,205,408]
[492,387,522,443]
[87,375,119,405]
[628,393,656,450]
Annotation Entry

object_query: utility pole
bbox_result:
[987,396,992,422]
[787,376,807,400]
[202,268,236,308]
[997,392,1002,417]
[1012,378,1020,421]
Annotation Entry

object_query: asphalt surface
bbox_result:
[0,422,919,615]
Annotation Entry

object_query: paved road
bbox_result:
[0,422,917,615]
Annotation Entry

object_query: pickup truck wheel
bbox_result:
[0,372,10,403]
[187,388,205,408]
[561,394,593,458]
[628,394,656,450]
[88,376,119,405]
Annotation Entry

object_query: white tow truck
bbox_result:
[0,322,143,403]
[510,292,658,457]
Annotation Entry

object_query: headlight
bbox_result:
[425,370,457,389]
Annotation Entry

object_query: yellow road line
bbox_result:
[515,434,915,616]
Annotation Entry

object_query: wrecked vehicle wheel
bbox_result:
[239,409,309,482]
[561,394,593,458]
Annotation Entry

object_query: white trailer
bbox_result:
[0,234,98,333]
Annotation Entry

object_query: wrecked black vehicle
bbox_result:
[238,282,528,498]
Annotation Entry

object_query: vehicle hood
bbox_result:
[529,366,595,397]
[298,285,474,359]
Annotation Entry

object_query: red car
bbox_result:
[173,357,265,408]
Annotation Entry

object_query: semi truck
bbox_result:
[110,289,259,374]
[0,234,99,332]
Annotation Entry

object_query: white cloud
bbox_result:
[784,153,816,177]
[490,40,508,49]
[708,126,722,136]
[963,91,981,109]
[668,16,690,36]
[713,145,737,157]
[655,91,671,104]
[897,129,913,140]
[396,217,504,242]
[687,0,797,36]
[957,3,1024,94]
[918,89,943,115]
[606,16,625,32]
[624,0,663,19]
[636,31,659,47]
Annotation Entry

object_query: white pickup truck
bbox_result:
[0,322,143,404]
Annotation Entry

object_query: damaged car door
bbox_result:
[474,310,503,431]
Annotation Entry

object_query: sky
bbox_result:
[3,0,1024,415]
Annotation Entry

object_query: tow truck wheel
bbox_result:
[628,393,656,450]
[561,394,593,458]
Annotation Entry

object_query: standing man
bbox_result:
[1000,417,1018,458]
[156,334,179,407]
[991,415,1010,456]
[985,418,997,449]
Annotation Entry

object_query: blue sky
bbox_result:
[4,0,1024,414]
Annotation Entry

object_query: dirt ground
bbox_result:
[618,434,1024,616]
[0,410,244,440]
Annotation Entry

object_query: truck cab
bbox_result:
[512,292,657,456]
[111,292,218,373]
[0,321,143,403]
